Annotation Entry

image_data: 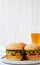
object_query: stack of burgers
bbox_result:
[6,42,40,60]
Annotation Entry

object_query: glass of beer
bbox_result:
[31,33,40,45]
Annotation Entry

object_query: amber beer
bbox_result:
[31,33,40,45]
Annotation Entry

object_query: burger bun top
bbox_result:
[6,42,26,50]
[24,43,40,50]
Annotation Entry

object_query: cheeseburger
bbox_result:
[6,42,26,60]
[24,43,40,60]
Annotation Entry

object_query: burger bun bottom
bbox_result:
[26,55,40,60]
[6,55,23,61]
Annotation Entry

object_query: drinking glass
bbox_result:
[31,33,40,45]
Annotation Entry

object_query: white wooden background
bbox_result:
[0,0,40,46]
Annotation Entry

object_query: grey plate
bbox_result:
[1,56,40,65]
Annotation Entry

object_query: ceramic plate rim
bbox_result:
[1,56,40,64]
